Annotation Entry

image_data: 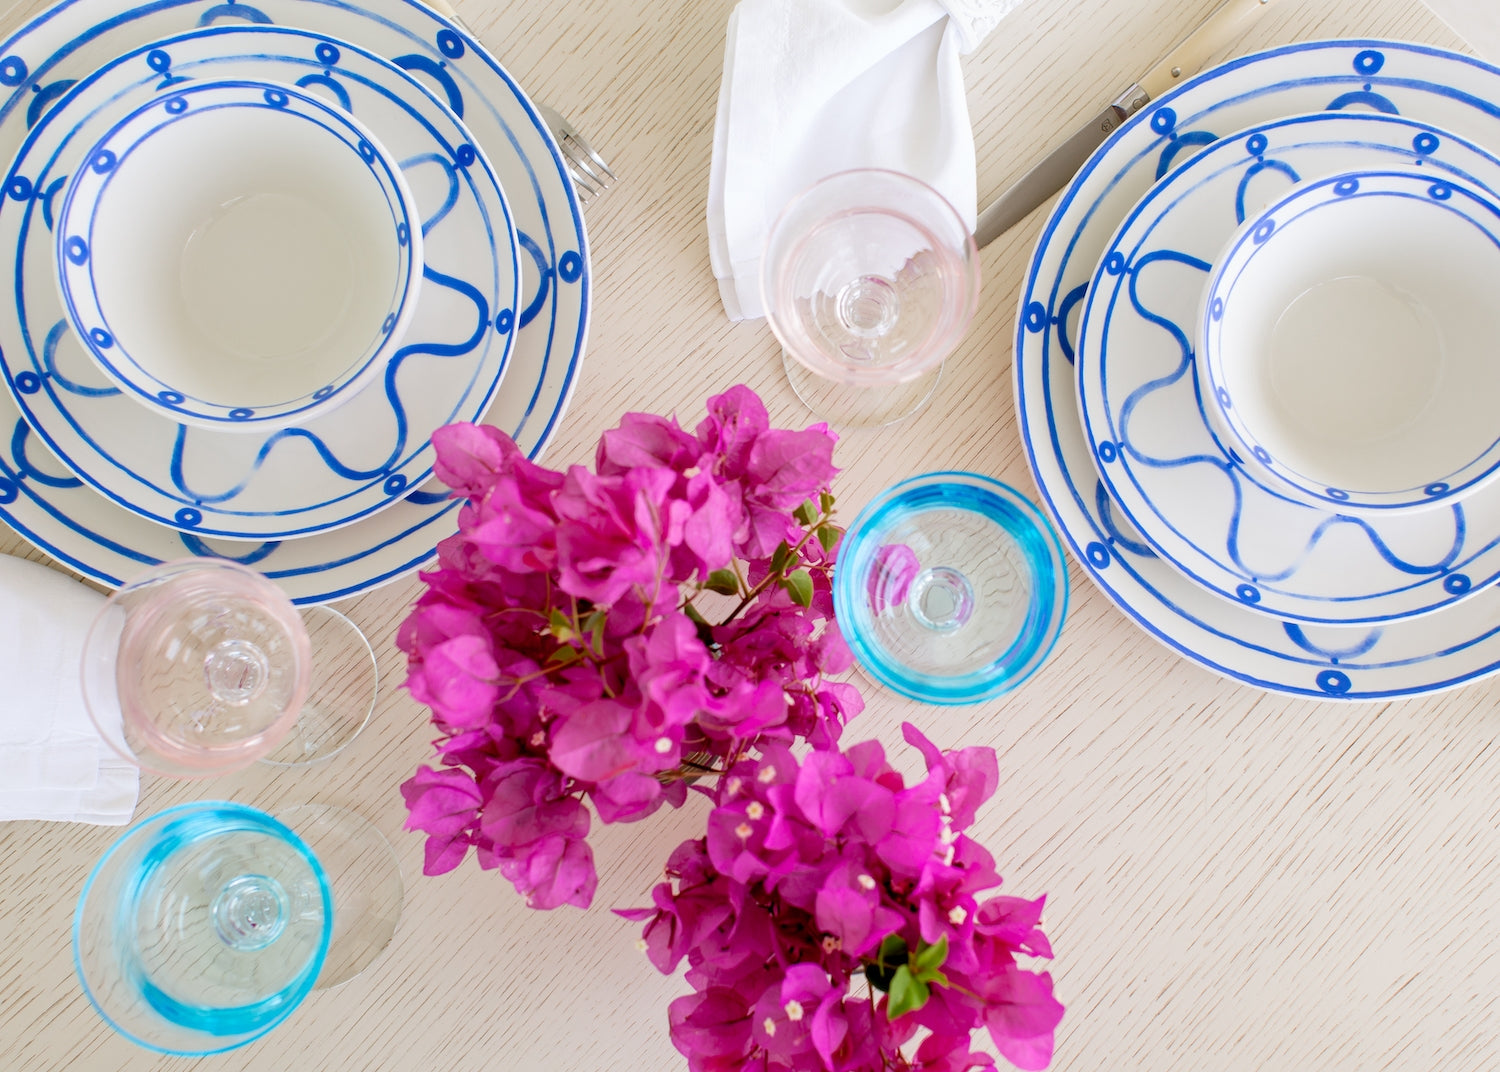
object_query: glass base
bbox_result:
[275,804,403,989]
[260,607,378,766]
[783,349,941,429]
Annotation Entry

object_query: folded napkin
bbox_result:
[708,0,1024,321]
[0,554,138,825]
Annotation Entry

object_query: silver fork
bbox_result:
[418,0,617,206]
[534,101,618,205]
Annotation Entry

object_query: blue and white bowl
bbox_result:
[1199,168,1500,514]
[55,78,421,432]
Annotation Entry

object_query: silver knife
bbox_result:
[976,0,1276,248]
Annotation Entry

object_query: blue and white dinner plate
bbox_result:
[1017,40,1500,698]
[1076,112,1500,626]
[0,0,587,600]
[0,26,518,540]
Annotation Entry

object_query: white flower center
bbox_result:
[654,736,672,754]
[758,766,777,784]
[857,874,876,891]
[735,822,753,840]
[948,906,968,925]
[784,1000,804,1022]
[762,1017,776,1037]
[746,802,765,820]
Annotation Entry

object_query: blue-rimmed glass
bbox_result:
[834,472,1068,704]
[73,801,332,1055]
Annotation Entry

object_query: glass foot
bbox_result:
[833,472,1068,704]
[260,606,378,766]
[275,804,403,988]
[783,348,941,429]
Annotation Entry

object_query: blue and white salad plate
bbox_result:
[0,27,517,540]
[1017,40,1500,698]
[1076,112,1500,626]
[0,2,587,599]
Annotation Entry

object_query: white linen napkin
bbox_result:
[1421,0,1500,64]
[0,554,138,824]
[707,0,1024,321]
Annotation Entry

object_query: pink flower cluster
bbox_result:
[398,387,863,909]
[619,724,1064,1072]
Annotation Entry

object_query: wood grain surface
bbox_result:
[0,0,1487,1070]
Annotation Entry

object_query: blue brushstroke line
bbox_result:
[25,79,72,129]
[515,229,552,330]
[398,151,459,235]
[169,265,489,503]
[1094,480,1155,558]
[197,3,273,25]
[1235,159,1299,223]
[1327,89,1399,114]
[1155,130,1220,179]
[10,419,81,487]
[177,533,281,564]
[393,54,462,118]
[1284,622,1384,661]
[1054,283,1087,365]
[403,487,453,506]
[41,320,119,396]
[293,72,351,113]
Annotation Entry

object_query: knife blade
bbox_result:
[975,0,1275,248]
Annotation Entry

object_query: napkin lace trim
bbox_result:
[936,0,1025,53]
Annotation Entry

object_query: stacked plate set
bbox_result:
[0,0,588,604]
[1015,39,1500,701]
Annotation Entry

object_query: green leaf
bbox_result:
[770,541,793,575]
[547,608,576,643]
[782,568,814,608]
[793,499,819,527]
[886,966,930,1020]
[912,936,948,976]
[587,611,607,655]
[546,646,583,667]
[820,490,835,514]
[683,602,708,625]
[816,523,840,552]
[705,568,740,596]
[876,934,908,966]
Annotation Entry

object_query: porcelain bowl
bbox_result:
[55,78,421,432]
[1199,168,1500,513]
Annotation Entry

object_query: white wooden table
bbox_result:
[1,0,1489,1069]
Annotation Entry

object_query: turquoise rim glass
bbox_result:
[833,472,1068,704]
[73,801,333,1056]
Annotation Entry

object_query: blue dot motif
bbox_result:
[495,308,514,333]
[1097,441,1118,464]
[1325,487,1350,501]
[357,139,375,164]
[1104,251,1125,275]
[396,222,409,246]
[1444,574,1472,595]
[1252,219,1275,243]
[1252,446,1272,465]
[0,57,27,87]
[1413,132,1439,155]
[1085,542,1111,569]
[1333,178,1359,196]
[229,408,253,421]
[1425,482,1449,497]
[6,176,31,201]
[455,144,476,167]
[1429,183,1452,201]
[1023,301,1047,333]
[1353,49,1385,76]
[263,88,288,108]
[159,390,185,405]
[382,313,397,333]
[175,508,202,527]
[384,474,408,494]
[1236,584,1261,605]
[0,476,16,504]
[1215,387,1231,409]
[1150,107,1176,135]
[88,328,112,348]
[558,251,583,283]
[14,371,39,394]
[313,386,334,400]
[315,42,341,65]
[90,149,116,174]
[65,236,88,264]
[147,49,171,72]
[437,29,465,58]
[164,95,187,114]
[1245,133,1268,156]
[1316,669,1353,696]
[1210,297,1223,321]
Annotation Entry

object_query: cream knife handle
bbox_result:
[1138,0,1275,100]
